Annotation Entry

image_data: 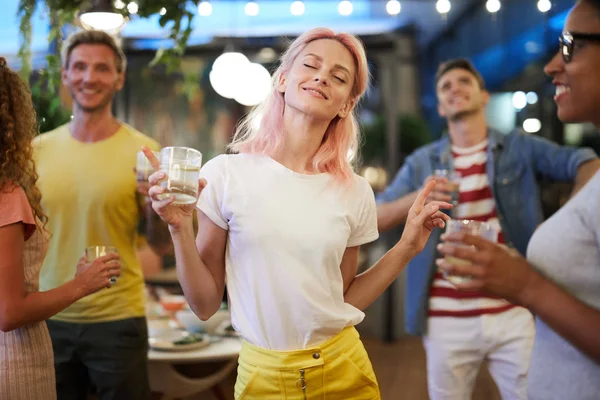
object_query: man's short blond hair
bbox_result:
[61,30,127,73]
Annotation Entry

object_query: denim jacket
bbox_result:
[376,128,598,336]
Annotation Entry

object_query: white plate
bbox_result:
[149,330,211,352]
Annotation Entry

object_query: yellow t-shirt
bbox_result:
[33,123,160,323]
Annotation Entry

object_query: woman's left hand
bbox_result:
[399,180,452,256]
[436,232,540,304]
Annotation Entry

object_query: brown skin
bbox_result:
[544,1,600,128]
[437,1,600,364]
[544,0,600,194]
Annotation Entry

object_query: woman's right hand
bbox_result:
[141,146,207,229]
[74,254,122,296]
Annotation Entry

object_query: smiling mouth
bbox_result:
[303,88,328,99]
[555,85,570,97]
[79,88,101,95]
[451,96,468,105]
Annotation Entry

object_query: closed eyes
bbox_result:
[303,63,347,83]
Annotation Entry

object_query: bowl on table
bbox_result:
[159,295,187,313]
[147,318,173,337]
[176,309,231,334]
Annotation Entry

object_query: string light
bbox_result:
[290,1,305,16]
[245,1,259,16]
[485,0,501,13]
[126,2,138,14]
[338,1,353,16]
[198,1,212,17]
[436,0,451,14]
[386,0,401,16]
[537,0,551,13]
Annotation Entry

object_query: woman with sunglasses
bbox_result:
[437,1,600,399]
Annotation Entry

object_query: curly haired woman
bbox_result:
[0,58,122,399]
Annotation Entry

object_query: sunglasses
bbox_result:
[559,31,600,63]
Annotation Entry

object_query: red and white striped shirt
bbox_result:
[428,139,516,318]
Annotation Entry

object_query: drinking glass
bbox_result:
[434,169,461,206]
[157,147,203,205]
[443,219,498,286]
[85,246,119,286]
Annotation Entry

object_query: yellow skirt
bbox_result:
[235,326,381,400]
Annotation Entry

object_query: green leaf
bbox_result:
[159,14,170,27]
[18,0,198,89]
[49,96,60,114]
[149,47,166,68]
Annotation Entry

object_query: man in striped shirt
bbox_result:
[376,58,599,400]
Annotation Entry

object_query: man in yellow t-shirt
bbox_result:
[33,30,168,400]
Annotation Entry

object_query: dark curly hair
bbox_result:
[0,57,47,228]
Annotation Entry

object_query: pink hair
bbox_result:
[228,28,370,183]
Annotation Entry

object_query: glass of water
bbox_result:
[442,219,498,286]
[157,147,203,205]
[85,246,119,285]
[434,169,461,206]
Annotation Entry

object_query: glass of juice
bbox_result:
[157,147,203,205]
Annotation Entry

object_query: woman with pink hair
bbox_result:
[144,27,451,399]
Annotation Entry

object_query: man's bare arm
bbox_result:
[376,191,418,232]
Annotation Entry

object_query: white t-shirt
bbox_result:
[196,153,379,350]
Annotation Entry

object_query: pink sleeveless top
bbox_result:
[0,182,55,399]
